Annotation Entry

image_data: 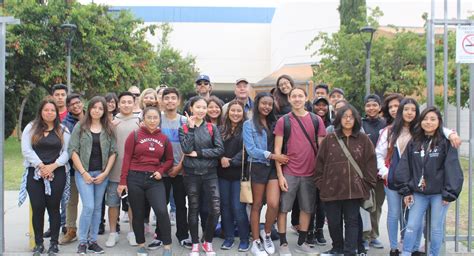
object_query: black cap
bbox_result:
[364,94,382,105]
[329,88,344,96]
[313,97,329,106]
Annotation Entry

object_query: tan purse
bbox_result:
[240,141,253,204]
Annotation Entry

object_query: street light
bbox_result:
[360,26,376,97]
[60,22,77,93]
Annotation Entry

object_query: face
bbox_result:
[107,99,116,113]
[67,98,83,116]
[195,80,211,95]
[162,93,179,111]
[157,90,164,105]
[258,96,274,117]
[402,103,417,124]
[341,109,355,131]
[53,89,67,108]
[228,104,244,124]
[388,99,400,119]
[235,82,250,99]
[421,111,439,135]
[289,89,306,110]
[334,102,347,116]
[143,93,156,107]
[277,78,292,95]
[143,109,160,131]
[89,101,105,120]
[365,101,381,118]
[329,92,344,106]
[207,101,221,119]
[119,95,134,115]
[128,87,141,103]
[314,88,328,98]
[313,102,328,117]
[191,99,208,120]
[42,103,57,123]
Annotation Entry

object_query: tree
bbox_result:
[338,0,367,34]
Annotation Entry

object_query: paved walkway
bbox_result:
[2,191,468,255]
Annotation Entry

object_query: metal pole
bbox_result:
[365,43,370,97]
[469,64,474,252]
[443,0,449,121]
[454,0,461,252]
[426,20,434,106]
[66,40,71,92]
[0,20,6,255]
[429,0,436,107]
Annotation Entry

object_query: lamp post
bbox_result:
[60,23,77,93]
[360,26,376,97]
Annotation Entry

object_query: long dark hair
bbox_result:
[80,96,114,138]
[382,93,404,125]
[105,92,119,116]
[30,97,64,145]
[412,106,444,150]
[220,100,246,140]
[273,74,295,114]
[387,97,419,158]
[252,92,276,134]
[205,95,224,126]
[333,104,362,135]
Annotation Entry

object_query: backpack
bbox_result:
[182,122,214,141]
[133,129,168,162]
[282,112,319,154]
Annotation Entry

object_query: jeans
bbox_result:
[127,171,171,245]
[402,193,449,256]
[65,175,79,228]
[184,173,220,244]
[218,178,249,241]
[75,170,109,244]
[325,199,360,254]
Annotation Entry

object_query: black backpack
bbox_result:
[282,112,320,154]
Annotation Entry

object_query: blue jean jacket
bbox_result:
[243,120,271,165]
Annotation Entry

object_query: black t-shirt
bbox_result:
[88,132,103,172]
[32,131,62,164]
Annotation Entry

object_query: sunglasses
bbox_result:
[132,93,140,98]
[196,81,210,86]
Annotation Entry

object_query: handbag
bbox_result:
[336,137,376,213]
[240,141,253,204]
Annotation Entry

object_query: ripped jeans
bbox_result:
[184,172,221,244]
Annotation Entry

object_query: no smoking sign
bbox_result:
[456,26,474,63]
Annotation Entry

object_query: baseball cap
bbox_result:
[236,78,249,85]
[364,94,382,105]
[195,74,210,84]
[313,97,329,106]
[329,88,344,97]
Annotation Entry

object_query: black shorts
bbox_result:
[250,162,277,184]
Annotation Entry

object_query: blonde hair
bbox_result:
[139,88,158,110]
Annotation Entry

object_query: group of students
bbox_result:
[20,74,463,256]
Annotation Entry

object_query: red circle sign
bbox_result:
[462,34,474,54]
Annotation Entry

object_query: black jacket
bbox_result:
[217,130,246,181]
[362,116,386,146]
[394,137,463,202]
[179,122,224,175]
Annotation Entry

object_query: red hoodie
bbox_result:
[120,126,173,185]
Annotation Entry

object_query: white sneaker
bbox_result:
[279,244,292,256]
[105,232,119,247]
[122,212,129,223]
[127,232,138,246]
[189,243,200,256]
[170,211,176,226]
[251,240,268,256]
[144,223,151,235]
[260,229,275,254]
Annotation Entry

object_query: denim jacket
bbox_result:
[243,120,271,165]
[68,123,117,172]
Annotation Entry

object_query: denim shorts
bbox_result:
[250,163,277,184]
[280,174,316,213]
[105,181,121,207]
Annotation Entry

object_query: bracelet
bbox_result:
[80,171,85,175]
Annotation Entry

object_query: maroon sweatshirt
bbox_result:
[120,126,173,185]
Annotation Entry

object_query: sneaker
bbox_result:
[179,238,193,249]
[189,243,200,256]
[201,241,216,256]
[251,240,267,256]
[77,243,87,255]
[47,243,59,256]
[363,240,370,251]
[147,239,163,250]
[127,232,138,246]
[59,227,77,245]
[390,249,400,256]
[43,229,51,238]
[163,247,172,256]
[295,242,316,254]
[105,232,119,247]
[116,222,121,233]
[136,246,148,256]
[306,232,316,248]
[221,239,234,250]
[87,241,105,254]
[61,226,67,235]
[260,229,275,254]
[370,239,384,249]
[290,225,299,234]
[279,244,292,256]
[323,248,343,255]
[411,251,426,256]
[122,212,129,223]
[239,240,251,252]
[32,244,45,256]
[98,222,105,235]
[170,211,176,226]
[144,223,151,235]
[315,228,327,246]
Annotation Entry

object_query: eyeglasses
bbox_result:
[342,115,354,121]
[132,93,140,98]
[278,81,290,87]
[196,82,210,86]
[68,101,82,107]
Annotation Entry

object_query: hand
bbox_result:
[111,119,120,127]
[185,112,195,128]
[442,200,449,206]
[82,172,94,184]
[117,185,127,196]
[404,195,414,207]
[151,172,162,180]
[448,132,462,148]
[93,172,107,184]
[278,176,289,192]
[220,157,231,168]
[168,166,180,178]
[186,151,198,157]
[273,154,289,165]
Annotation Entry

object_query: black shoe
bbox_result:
[412,251,426,256]
[61,226,67,235]
[77,243,87,255]
[43,229,51,238]
[98,223,105,235]
[323,248,343,255]
[88,242,105,254]
[306,232,316,248]
[33,244,45,256]
[315,228,327,245]
[390,249,400,256]
[47,243,59,256]
[116,222,120,234]
[357,248,367,255]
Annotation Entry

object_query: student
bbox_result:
[51,84,68,122]
[105,92,119,121]
[395,107,463,256]
[328,88,345,107]
[206,96,224,126]
[312,97,331,131]
[315,104,377,255]
[314,83,329,99]
[128,86,142,118]
[118,106,174,256]
[218,100,250,252]
[20,97,70,256]
[60,94,85,245]
[68,96,117,254]
[139,88,158,109]
[182,74,213,115]
[243,92,286,256]
[382,93,403,126]
[179,96,224,256]
[273,75,295,117]
[148,88,192,250]
[274,87,326,255]
[104,92,140,248]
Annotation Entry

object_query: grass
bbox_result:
[4,137,24,190]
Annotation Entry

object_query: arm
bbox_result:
[363,136,378,189]
[442,143,464,202]
[229,137,244,167]
[21,123,42,168]
[157,138,174,175]
[443,127,462,148]
[274,135,288,192]
[314,136,328,189]
[54,126,71,167]
[197,125,225,158]
[243,121,271,160]
[119,132,135,186]
[375,127,389,177]
[179,126,194,154]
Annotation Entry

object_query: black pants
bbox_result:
[27,167,66,245]
[155,176,189,241]
[292,188,326,232]
[325,199,360,254]
[184,174,220,244]
[127,171,171,245]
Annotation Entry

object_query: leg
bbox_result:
[402,193,429,254]
[203,177,220,243]
[172,176,189,241]
[45,168,66,245]
[106,182,121,233]
[230,180,249,241]
[199,185,209,233]
[89,172,109,243]
[66,175,79,229]
[26,168,47,246]
[250,183,266,241]
[325,200,343,251]
[218,178,234,241]
[147,179,172,245]
[127,172,147,245]
[385,187,402,250]
[370,180,385,240]
[428,195,450,255]
[75,171,96,244]
[264,180,280,234]
[342,199,360,254]
[184,175,201,244]
[291,198,300,228]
